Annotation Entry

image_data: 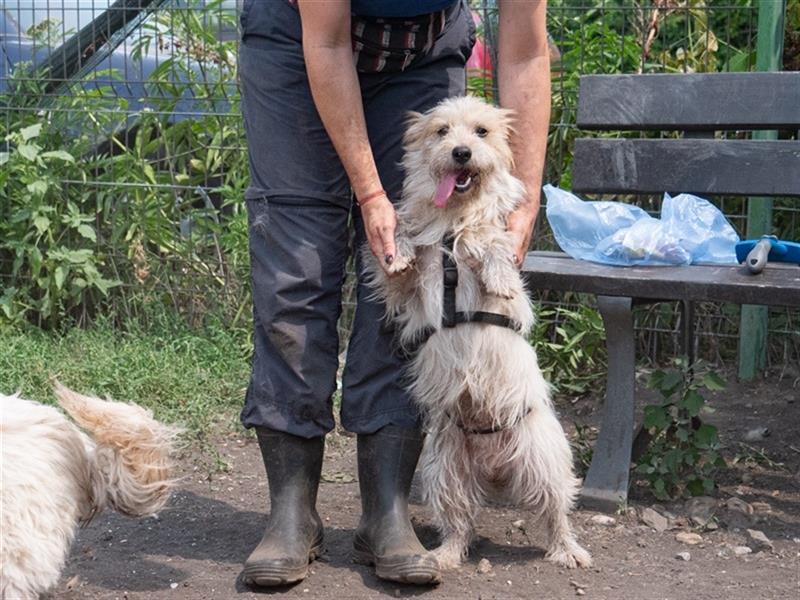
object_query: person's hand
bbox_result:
[360,195,399,273]
[507,202,538,268]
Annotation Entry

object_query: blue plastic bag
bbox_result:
[543,185,740,266]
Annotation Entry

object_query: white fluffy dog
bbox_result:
[368,96,591,570]
[0,383,179,599]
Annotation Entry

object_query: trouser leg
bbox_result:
[341,0,475,433]
[239,0,351,437]
[345,0,475,587]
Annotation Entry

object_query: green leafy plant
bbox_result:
[0,4,249,329]
[533,303,607,397]
[785,0,800,71]
[636,357,727,500]
[0,122,120,327]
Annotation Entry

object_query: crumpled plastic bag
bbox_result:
[543,184,740,266]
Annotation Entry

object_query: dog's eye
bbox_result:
[437,126,449,137]
[475,126,488,138]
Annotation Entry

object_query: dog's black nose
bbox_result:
[452,146,472,164]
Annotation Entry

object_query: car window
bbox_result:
[4,1,114,42]
[2,1,239,46]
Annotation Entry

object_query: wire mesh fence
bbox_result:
[1,1,797,369]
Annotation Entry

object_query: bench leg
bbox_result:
[580,296,635,513]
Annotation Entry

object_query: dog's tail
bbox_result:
[54,382,181,519]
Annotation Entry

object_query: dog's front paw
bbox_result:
[482,272,517,299]
[481,255,519,299]
[484,280,516,300]
[545,542,593,569]
[385,255,414,276]
[433,545,464,571]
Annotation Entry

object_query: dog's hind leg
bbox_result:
[540,500,592,569]
[506,412,592,569]
[420,427,481,570]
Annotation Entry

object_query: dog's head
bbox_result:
[403,96,515,210]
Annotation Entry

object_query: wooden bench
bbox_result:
[522,72,800,512]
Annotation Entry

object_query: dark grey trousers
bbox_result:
[239,0,475,438]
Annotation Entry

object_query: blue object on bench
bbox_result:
[544,184,739,267]
[735,236,800,272]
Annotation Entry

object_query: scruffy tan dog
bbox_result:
[0,383,179,599]
[368,96,591,571]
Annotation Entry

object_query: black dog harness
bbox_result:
[444,409,532,435]
[403,234,522,353]
[402,234,532,435]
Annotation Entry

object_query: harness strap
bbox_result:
[441,234,521,332]
[454,310,520,330]
[445,405,534,435]
[395,233,522,359]
[441,234,459,328]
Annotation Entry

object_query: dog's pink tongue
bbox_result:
[433,173,457,208]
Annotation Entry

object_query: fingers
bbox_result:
[382,227,397,266]
[506,203,538,268]
[368,235,384,263]
[506,230,525,268]
[367,221,396,263]
[514,235,531,268]
[362,198,397,269]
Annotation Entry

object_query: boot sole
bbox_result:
[352,549,441,585]
[244,545,322,587]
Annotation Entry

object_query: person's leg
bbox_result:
[238,0,351,586]
[343,0,475,435]
[243,199,347,587]
[342,0,475,585]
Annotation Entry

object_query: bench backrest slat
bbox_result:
[572,138,800,197]
[577,73,800,131]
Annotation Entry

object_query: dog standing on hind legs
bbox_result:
[0,383,179,599]
[367,95,591,571]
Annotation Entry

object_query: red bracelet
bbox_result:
[357,189,386,206]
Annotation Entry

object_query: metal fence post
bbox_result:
[738,0,786,381]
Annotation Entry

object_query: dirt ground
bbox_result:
[58,372,799,600]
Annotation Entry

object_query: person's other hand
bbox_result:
[361,195,399,273]
[507,202,538,268]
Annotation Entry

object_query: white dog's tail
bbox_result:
[53,382,181,519]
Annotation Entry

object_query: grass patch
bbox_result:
[0,316,251,436]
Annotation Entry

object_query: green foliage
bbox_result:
[547,16,642,188]
[533,303,607,397]
[636,357,727,500]
[1,120,120,327]
[543,2,748,188]
[0,313,250,435]
[786,0,800,71]
[0,2,249,329]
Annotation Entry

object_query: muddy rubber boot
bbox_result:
[353,425,441,585]
[243,428,324,587]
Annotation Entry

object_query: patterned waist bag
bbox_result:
[351,7,451,73]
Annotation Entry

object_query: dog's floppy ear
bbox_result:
[403,110,426,147]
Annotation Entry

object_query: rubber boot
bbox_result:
[353,425,441,584]
[243,428,324,587]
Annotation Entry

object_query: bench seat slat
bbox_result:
[577,73,800,131]
[572,138,800,197]
[522,252,800,307]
